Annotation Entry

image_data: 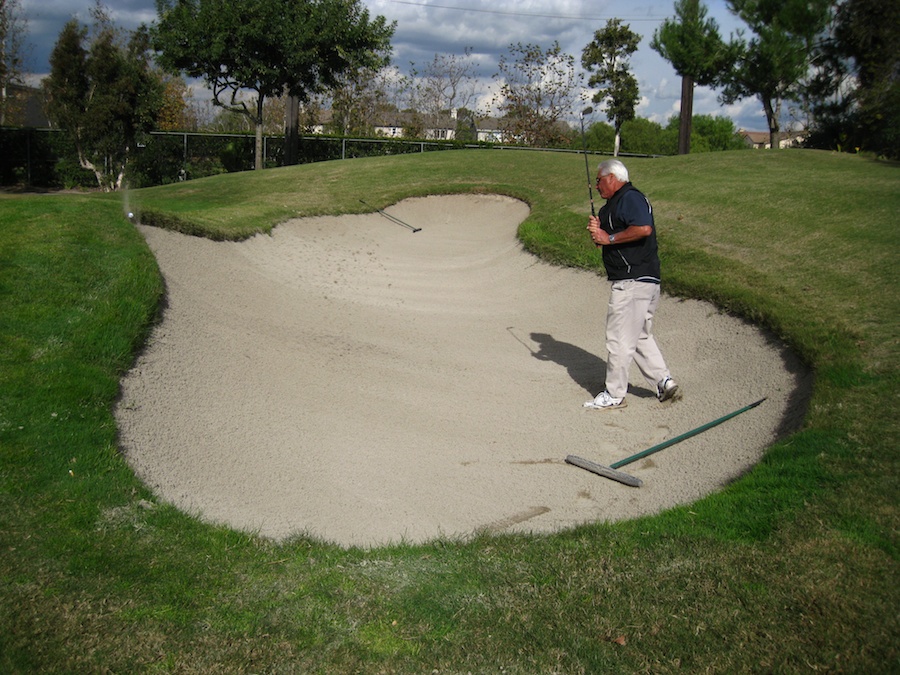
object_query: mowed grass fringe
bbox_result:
[0,149,897,673]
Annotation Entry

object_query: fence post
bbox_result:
[26,128,32,186]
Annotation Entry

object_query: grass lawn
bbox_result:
[1,148,897,673]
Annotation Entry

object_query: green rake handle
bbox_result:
[610,397,767,470]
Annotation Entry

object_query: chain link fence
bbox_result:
[0,128,497,190]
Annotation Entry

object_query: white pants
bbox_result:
[605,279,670,399]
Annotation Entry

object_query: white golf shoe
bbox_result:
[583,391,627,410]
[657,376,681,402]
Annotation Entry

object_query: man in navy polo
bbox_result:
[584,159,680,410]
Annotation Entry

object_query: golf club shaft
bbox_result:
[506,326,537,355]
[580,109,595,217]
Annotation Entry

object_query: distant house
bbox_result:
[372,110,458,141]
[304,108,331,135]
[373,111,418,138]
[474,117,504,143]
[739,129,807,149]
[300,107,509,144]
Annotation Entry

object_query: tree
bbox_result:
[620,117,671,155]
[156,75,199,131]
[580,120,616,153]
[325,62,395,136]
[691,114,746,151]
[454,107,480,143]
[154,0,395,170]
[805,0,900,158]
[582,19,641,156]
[1,0,30,125]
[721,0,832,149]
[651,0,737,154]
[666,113,747,151]
[415,48,481,135]
[832,0,900,157]
[493,41,581,147]
[44,10,163,191]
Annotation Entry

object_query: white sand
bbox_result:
[115,194,808,548]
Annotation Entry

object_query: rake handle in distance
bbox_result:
[359,199,421,232]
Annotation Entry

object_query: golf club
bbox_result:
[506,326,537,356]
[359,199,421,233]
[566,397,767,487]
[579,106,595,216]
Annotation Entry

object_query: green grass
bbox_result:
[1,149,898,673]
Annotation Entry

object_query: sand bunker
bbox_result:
[116,194,807,547]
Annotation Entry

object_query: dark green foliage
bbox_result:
[454,108,479,143]
[721,0,833,148]
[651,0,739,153]
[219,139,254,173]
[43,18,164,191]
[1,128,480,188]
[575,119,616,153]
[582,19,641,144]
[0,128,59,186]
[44,20,89,132]
[587,120,616,151]
[804,0,900,158]
[153,0,395,170]
[676,114,747,152]
[127,134,188,188]
[577,115,744,156]
[621,117,676,155]
[652,0,735,86]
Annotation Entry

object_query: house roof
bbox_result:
[738,129,808,145]
[740,130,771,144]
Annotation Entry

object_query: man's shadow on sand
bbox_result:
[520,331,656,400]
[523,331,605,396]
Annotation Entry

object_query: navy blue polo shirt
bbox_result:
[598,183,661,283]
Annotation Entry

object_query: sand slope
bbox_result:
[116,194,808,547]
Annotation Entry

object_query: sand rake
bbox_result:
[566,398,767,487]
[359,199,421,232]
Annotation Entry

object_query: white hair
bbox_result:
[597,159,629,182]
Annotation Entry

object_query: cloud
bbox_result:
[20,0,773,131]
[22,0,158,75]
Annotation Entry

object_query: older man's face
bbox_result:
[596,172,621,199]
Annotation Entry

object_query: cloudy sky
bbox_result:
[19,0,771,131]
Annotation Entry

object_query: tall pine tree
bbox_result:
[651,0,737,154]
[582,19,641,157]
[721,0,832,149]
